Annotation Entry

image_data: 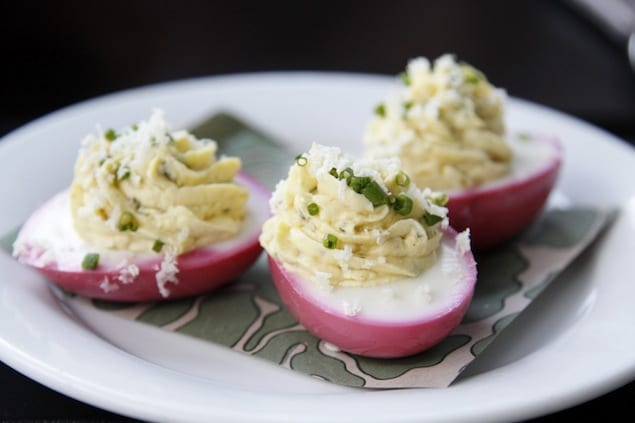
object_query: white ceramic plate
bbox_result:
[1,73,634,423]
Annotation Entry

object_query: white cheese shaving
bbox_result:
[455,229,471,255]
[118,263,140,284]
[155,248,179,297]
[99,277,120,293]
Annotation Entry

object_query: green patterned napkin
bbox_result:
[0,113,614,388]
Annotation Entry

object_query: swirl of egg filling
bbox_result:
[259,143,449,287]
[364,54,513,190]
[70,109,248,254]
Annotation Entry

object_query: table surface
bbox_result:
[1,1,634,421]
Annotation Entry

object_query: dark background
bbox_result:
[1,1,634,421]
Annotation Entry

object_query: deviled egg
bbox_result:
[364,54,562,250]
[13,110,269,301]
[260,144,477,358]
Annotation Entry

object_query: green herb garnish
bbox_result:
[81,253,99,270]
[338,167,354,182]
[295,154,308,166]
[393,194,413,216]
[395,171,410,188]
[118,211,139,232]
[362,180,389,207]
[152,239,165,253]
[117,167,130,181]
[328,167,338,178]
[104,129,118,142]
[465,74,480,84]
[399,71,411,85]
[374,103,386,117]
[517,132,531,141]
[423,211,443,226]
[349,176,371,194]
[307,203,320,216]
[432,192,449,207]
[323,233,338,249]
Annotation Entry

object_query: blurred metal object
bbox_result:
[566,0,635,71]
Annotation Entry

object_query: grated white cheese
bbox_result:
[118,263,140,284]
[155,248,179,297]
[99,277,120,293]
[455,229,471,255]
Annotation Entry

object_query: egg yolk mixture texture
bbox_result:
[70,110,248,254]
[364,54,513,190]
[259,143,449,287]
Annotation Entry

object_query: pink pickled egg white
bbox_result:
[13,172,270,302]
[447,134,563,251]
[267,227,477,358]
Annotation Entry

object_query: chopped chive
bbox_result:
[81,253,99,270]
[295,154,308,166]
[349,176,371,193]
[460,62,484,84]
[117,167,130,181]
[362,180,389,207]
[402,101,414,118]
[374,103,386,117]
[517,132,531,141]
[339,167,354,181]
[307,202,320,216]
[399,71,411,85]
[118,211,139,232]
[395,171,410,188]
[131,124,138,131]
[465,73,480,84]
[423,211,443,226]
[152,239,165,253]
[323,233,338,249]
[432,192,449,207]
[393,194,413,216]
[104,129,118,142]
[328,167,338,178]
